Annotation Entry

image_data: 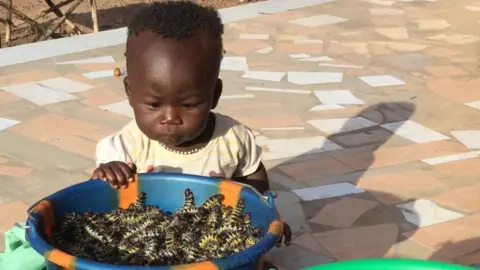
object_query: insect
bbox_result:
[50,189,262,266]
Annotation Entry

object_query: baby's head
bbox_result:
[125,1,224,148]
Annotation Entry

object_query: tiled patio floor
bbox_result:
[2,0,480,268]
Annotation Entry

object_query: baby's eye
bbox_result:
[146,103,161,110]
[182,101,203,109]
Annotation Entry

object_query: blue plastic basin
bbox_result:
[25,173,282,270]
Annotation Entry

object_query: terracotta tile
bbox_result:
[326,44,354,55]
[393,239,435,260]
[276,43,324,54]
[357,170,446,205]
[456,249,480,265]
[79,129,115,142]
[310,197,378,228]
[9,113,99,142]
[432,183,480,212]
[333,141,468,170]
[309,106,369,118]
[0,165,33,177]
[435,158,480,176]
[62,73,102,86]
[371,17,407,27]
[450,56,477,64]
[293,233,332,257]
[236,115,304,129]
[224,40,270,55]
[76,62,124,71]
[314,223,399,260]
[247,61,281,69]
[278,157,355,182]
[0,91,22,105]
[425,47,458,58]
[427,78,480,103]
[330,128,397,148]
[281,25,330,36]
[0,70,59,86]
[78,87,126,107]
[47,135,96,159]
[368,43,393,55]
[425,65,469,77]
[0,201,29,233]
[405,215,480,260]
[220,101,282,111]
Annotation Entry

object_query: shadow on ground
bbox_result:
[261,101,477,269]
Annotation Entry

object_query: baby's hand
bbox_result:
[91,162,136,189]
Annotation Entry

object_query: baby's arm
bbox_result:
[92,127,137,188]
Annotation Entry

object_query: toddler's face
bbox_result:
[125,31,222,147]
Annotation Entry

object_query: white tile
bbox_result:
[451,130,480,149]
[220,94,255,100]
[397,199,464,228]
[413,20,451,30]
[287,72,343,85]
[465,100,480,110]
[428,34,480,45]
[289,14,348,27]
[99,100,134,118]
[359,75,406,87]
[381,120,450,143]
[293,183,365,201]
[290,53,311,59]
[362,0,395,5]
[256,46,274,54]
[82,70,113,79]
[299,56,335,62]
[36,77,94,93]
[375,27,409,40]
[293,39,324,44]
[261,127,305,131]
[309,104,345,111]
[220,56,249,71]
[421,151,480,165]
[239,33,270,40]
[369,8,405,15]
[465,6,480,11]
[55,55,115,65]
[0,82,77,106]
[318,63,363,68]
[245,86,311,94]
[308,117,377,135]
[258,136,343,161]
[0,117,20,131]
[242,71,285,82]
[314,90,365,105]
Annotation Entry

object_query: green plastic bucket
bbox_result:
[302,259,475,270]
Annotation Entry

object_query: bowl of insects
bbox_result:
[25,172,282,270]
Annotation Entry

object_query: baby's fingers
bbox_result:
[109,162,133,188]
[91,167,106,181]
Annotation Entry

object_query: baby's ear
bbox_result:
[212,78,223,109]
[123,76,133,107]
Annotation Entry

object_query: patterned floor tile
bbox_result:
[450,130,480,149]
[292,183,365,201]
[287,72,343,85]
[0,82,78,106]
[307,117,378,135]
[313,90,365,105]
[396,199,464,228]
[380,120,450,143]
[0,201,29,233]
[55,56,116,65]
[37,77,94,93]
[289,14,349,27]
[314,223,399,260]
[242,71,286,82]
[432,184,480,213]
[359,75,406,87]
[0,118,20,131]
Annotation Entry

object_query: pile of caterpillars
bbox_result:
[50,189,262,266]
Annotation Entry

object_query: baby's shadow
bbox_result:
[263,101,425,268]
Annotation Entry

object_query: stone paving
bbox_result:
[2,0,480,268]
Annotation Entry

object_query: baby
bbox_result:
[91,1,290,249]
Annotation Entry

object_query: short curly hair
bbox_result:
[127,1,224,39]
